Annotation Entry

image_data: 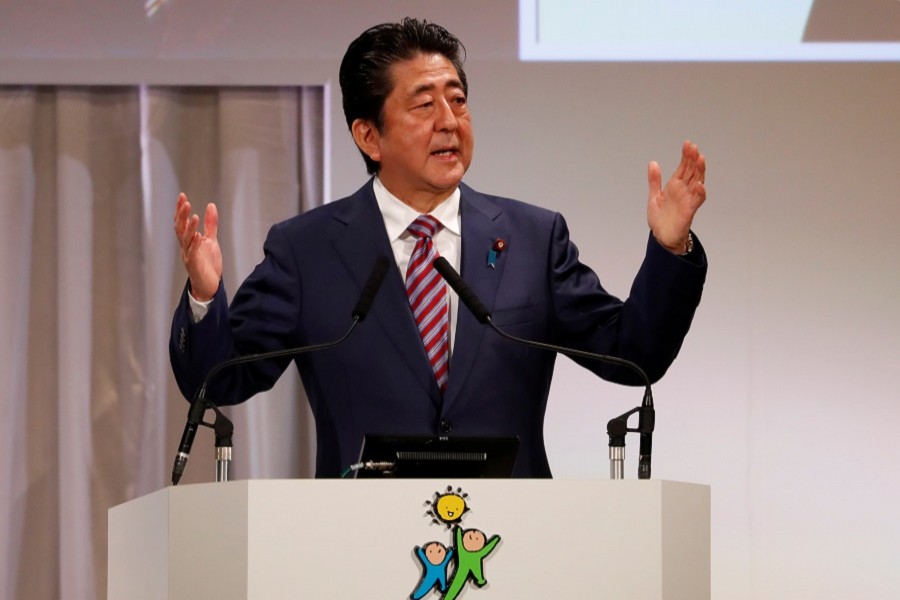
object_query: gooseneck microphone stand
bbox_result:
[171,257,389,485]
[432,256,656,480]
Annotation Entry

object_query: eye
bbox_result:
[450,96,467,108]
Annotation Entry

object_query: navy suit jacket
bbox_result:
[170,180,707,477]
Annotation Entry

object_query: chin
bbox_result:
[430,167,467,190]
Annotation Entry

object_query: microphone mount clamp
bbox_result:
[606,389,655,480]
[188,398,235,483]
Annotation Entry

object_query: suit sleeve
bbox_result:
[168,222,302,404]
[547,212,707,384]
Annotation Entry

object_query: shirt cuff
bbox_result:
[188,290,213,323]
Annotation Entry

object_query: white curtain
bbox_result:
[0,84,323,599]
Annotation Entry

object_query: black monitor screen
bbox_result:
[355,435,519,478]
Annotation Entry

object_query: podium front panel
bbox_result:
[109,479,709,599]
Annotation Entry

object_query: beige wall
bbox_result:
[2,1,899,598]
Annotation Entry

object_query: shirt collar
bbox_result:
[373,176,461,241]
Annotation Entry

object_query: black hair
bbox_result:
[339,17,468,174]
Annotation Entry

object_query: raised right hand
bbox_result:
[174,193,222,302]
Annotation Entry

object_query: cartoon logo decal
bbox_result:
[426,486,469,528]
[411,486,501,600]
[411,541,454,599]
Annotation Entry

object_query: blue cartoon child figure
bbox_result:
[410,541,454,599]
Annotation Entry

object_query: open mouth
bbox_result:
[431,148,457,157]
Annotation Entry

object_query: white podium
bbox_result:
[109,479,709,599]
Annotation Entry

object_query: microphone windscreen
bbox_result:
[433,257,491,324]
[352,256,390,321]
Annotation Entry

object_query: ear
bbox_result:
[351,119,381,163]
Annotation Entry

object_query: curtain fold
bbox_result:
[0,84,323,599]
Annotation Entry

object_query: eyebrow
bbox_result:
[408,79,466,99]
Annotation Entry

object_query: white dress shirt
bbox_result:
[372,176,461,352]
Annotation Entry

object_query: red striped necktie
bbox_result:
[405,215,450,393]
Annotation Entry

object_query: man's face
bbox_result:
[357,52,473,206]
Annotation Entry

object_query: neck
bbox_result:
[376,178,454,214]
[405,195,449,214]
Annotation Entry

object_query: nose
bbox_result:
[434,98,458,132]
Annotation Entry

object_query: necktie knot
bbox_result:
[408,214,441,240]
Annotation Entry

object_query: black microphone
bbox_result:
[352,256,390,321]
[432,256,656,479]
[433,258,491,324]
[171,256,390,485]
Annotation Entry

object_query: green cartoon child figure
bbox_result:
[443,527,501,600]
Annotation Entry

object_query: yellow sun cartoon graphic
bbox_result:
[425,486,469,528]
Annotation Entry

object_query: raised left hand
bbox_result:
[647,140,707,254]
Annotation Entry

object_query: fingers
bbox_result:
[175,194,199,242]
[204,203,219,241]
[659,141,705,190]
[174,193,190,240]
[672,141,690,181]
[647,161,663,198]
[691,180,708,208]
[686,141,707,203]
[666,141,706,209]
[175,193,202,271]
[174,193,220,249]
[183,214,199,251]
[679,140,705,188]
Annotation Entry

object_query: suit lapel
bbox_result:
[330,181,442,405]
[444,185,510,410]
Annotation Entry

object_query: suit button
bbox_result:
[439,419,453,434]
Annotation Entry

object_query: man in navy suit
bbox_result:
[170,18,708,477]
